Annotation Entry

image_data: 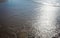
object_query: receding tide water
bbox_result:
[0,0,60,38]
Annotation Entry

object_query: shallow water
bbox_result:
[0,0,60,38]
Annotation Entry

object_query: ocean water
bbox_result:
[0,0,60,38]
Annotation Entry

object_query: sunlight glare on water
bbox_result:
[32,0,59,38]
[33,5,58,38]
[0,0,60,38]
[33,0,60,7]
